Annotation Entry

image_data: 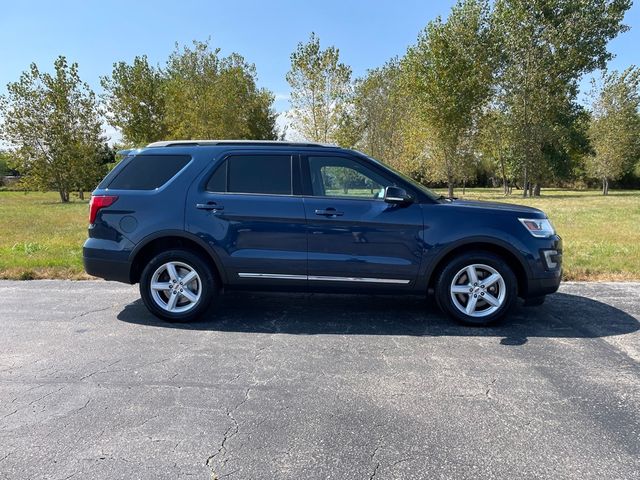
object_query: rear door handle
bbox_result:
[315,208,343,217]
[196,202,224,211]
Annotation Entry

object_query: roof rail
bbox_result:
[146,139,338,148]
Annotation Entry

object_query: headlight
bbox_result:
[518,218,555,238]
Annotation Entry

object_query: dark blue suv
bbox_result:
[83,140,562,326]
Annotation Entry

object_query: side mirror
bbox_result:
[384,186,413,205]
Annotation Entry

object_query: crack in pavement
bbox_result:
[206,388,252,479]
[368,445,382,480]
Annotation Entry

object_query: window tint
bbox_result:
[108,155,190,190]
[227,155,292,195]
[206,161,227,192]
[308,156,393,199]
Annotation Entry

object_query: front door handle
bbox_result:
[315,208,344,217]
[196,202,224,211]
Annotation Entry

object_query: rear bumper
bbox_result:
[83,237,133,283]
[83,254,131,283]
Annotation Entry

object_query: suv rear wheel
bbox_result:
[140,249,217,322]
[435,251,517,326]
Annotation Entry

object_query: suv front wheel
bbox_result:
[435,251,517,326]
[140,249,217,322]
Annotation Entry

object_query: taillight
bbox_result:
[89,195,118,224]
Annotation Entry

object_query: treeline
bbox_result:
[287,0,639,197]
[0,42,277,202]
[0,0,638,202]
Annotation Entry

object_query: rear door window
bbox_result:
[108,155,191,190]
[206,155,292,195]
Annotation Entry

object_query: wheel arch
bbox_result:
[128,230,226,285]
[426,239,531,297]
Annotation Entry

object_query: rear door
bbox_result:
[186,151,307,287]
[302,154,424,290]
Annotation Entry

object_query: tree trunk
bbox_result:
[533,183,540,197]
[78,190,84,200]
[59,189,69,203]
[462,180,466,195]
[522,167,528,198]
[447,182,454,199]
[602,177,609,195]
[503,179,509,196]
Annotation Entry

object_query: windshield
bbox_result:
[358,152,441,202]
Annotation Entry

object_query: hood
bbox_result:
[443,199,546,217]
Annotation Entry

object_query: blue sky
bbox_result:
[1,0,638,130]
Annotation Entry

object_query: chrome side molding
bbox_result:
[238,273,410,284]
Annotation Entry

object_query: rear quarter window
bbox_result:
[108,155,191,190]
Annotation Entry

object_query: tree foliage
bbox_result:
[286,32,352,143]
[587,67,640,194]
[493,0,631,196]
[102,40,278,146]
[101,55,167,147]
[402,0,496,197]
[0,57,107,202]
[164,41,277,140]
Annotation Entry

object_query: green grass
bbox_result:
[0,191,90,280]
[0,188,639,281]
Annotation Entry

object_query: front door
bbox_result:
[302,154,424,290]
[187,152,307,287]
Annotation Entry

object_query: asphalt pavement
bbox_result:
[1,280,639,480]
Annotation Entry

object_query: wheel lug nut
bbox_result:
[481,292,485,296]
[480,285,484,289]
[474,294,478,298]
[469,288,473,292]
[474,282,478,286]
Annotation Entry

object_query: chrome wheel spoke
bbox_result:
[466,266,478,285]
[483,293,500,307]
[482,273,501,288]
[166,291,179,311]
[166,263,179,282]
[451,285,471,294]
[151,282,171,291]
[181,270,198,285]
[180,288,198,303]
[465,295,478,315]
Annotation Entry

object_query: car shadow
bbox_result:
[116,291,639,344]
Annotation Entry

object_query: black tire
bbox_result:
[435,251,517,326]
[139,249,218,323]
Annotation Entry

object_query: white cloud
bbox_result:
[274,92,291,102]
[103,123,123,146]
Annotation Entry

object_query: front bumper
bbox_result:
[524,235,562,298]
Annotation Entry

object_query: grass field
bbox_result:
[0,189,639,281]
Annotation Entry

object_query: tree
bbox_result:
[164,41,277,140]
[493,0,631,196]
[402,0,496,198]
[0,57,106,202]
[0,150,16,176]
[343,60,409,166]
[101,55,168,147]
[286,32,352,143]
[587,68,640,195]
